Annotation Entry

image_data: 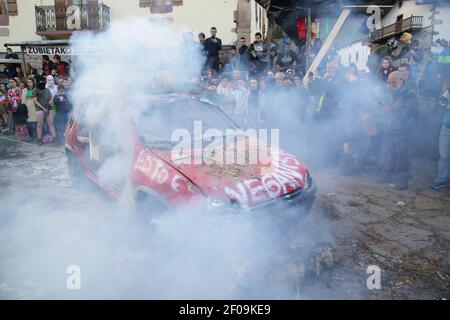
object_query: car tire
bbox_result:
[135,191,170,231]
[66,149,93,190]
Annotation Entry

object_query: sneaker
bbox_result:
[431,181,446,190]
[35,139,43,146]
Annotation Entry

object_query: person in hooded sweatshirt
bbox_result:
[46,75,58,100]
[35,76,56,145]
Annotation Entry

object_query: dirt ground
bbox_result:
[0,136,449,299]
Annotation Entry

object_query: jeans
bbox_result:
[435,125,450,183]
[55,112,70,141]
[382,128,411,184]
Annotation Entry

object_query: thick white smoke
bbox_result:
[0,18,334,299]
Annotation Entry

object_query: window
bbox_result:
[0,0,8,26]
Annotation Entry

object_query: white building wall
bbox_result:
[172,0,238,45]
[433,4,450,42]
[1,0,240,49]
[249,0,267,42]
[382,0,433,27]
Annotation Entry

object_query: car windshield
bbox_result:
[129,96,238,146]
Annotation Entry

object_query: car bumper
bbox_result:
[245,180,317,215]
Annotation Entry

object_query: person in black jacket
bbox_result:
[54,86,72,142]
[204,27,222,72]
[238,37,249,71]
[4,48,20,78]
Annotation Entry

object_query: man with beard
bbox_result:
[248,32,270,77]
[378,71,413,190]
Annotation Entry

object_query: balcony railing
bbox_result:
[35,3,110,35]
[370,15,423,42]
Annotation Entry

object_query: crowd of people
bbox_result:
[0,26,449,191]
[194,27,450,191]
[0,51,72,145]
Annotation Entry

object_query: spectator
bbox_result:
[8,78,21,132]
[217,74,234,114]
[407,40,424,80]
[398,63,419,129]
[238,37,249,70]
[204,27,222,72]
[8,78,21,112]
[230,79,248,127]
[54,86,72,142]
[198,32,207,63]
[5,47,19,60]
[431,79,450,189]
[15,66,25,82]
[268,47,279,72]
[46,75,58,99]
[248,32,270,77]
[35,76,56,145]
[379,56,395,82]
[378,71,413,190]
[5,48,20,77]
[198,32,206,46]
[0,82,11,133]
[311,61,343,121]
[53,54,69,77]
[421,53,444,99]
[22,77,38,140]
[42,55,55,76]
[229,69,243,90]
[247,78,265,127]
[276,42,297,72]
[227,46,239,71]
[13,99,29,142]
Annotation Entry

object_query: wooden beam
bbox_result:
[20,45,28,77]
[303,9,351,86]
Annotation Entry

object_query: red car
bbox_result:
[65,92,316,218]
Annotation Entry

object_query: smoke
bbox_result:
[0,18,335,299]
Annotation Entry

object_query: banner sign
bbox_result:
[26,45,109,56]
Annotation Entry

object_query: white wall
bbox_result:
[382,0,432,27]
[434,4,450,42]
[249,0,267,41]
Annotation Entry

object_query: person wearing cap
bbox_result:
[53,54,69,77]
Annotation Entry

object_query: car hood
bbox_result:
[152,144,309,208]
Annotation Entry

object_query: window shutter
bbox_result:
[140,0,152,7]
[7,0,17,16]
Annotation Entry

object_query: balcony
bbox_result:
[35,3,110,37]
[370,15,423,42]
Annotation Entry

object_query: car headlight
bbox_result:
[207,198,240,211]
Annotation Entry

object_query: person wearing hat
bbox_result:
[391,32,413,68]
[53,54,69,77]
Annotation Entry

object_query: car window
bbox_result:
[130,96,237,143]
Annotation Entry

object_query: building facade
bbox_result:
[1,0,268,49]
